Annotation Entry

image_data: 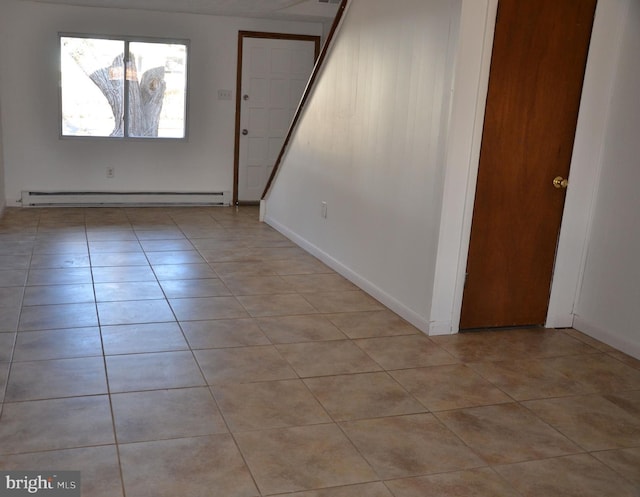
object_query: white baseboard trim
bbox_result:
[428,320,455,336]
[264,215,431,335]
[573,315,640,360]
[545,312,576,329]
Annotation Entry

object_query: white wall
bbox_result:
[573,0,640,358]
[264,0,640,359]
[0,0,322,204]
[264,0,462,331]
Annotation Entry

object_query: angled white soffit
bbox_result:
[20,0,340,20]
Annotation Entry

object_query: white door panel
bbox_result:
[237,36,317,202]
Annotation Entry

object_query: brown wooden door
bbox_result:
[460,0,597,329]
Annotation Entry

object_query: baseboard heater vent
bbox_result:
[21,191,231,207]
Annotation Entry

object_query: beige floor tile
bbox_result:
[256,315,347,343]
[0,287,24,307]
[237,294,318,317]
[0,445,124,497]
[0,253,30,265]
[563,328,620,352]
[0,255,31,270]
[13,327,101,361]
[90,252,149,267]
[198,247,257,264]
[304,372,426,421]
[212,379,331,431]
[152,263,218,280]
[278,482,394,497]
[189,237,246,251]
[0,396,114,454]
[432,328,598,362]
[139,241,192,253]
[195,346,297,384]
[235,424,377,495]
[341,413,485,479]
[390,364,512,411]
[112,387,227,443]
[181,318,270,349]
[0,362,9,398]
[1,206,638,497]
[86,229,137,241]
[516,329,601,357]
[22,283,95,306]
[94,281,164,301]
[436,403,581,465]
[608,351,640,370]
[523,394,640,450]
[222,274,296,295]
[169,296,248,321]
[281,273,359,293]
[91,265,156,283]
[29,253,91,269]
[0,307,20,332]
[495,454,638,497]
[303,291,384,313]
[88,240,142,253]
[277,340,382,377]
[592,447,640,486]
[33,241,88,255]
[5,356,107,401]
[469,358,591,400]
[0,269,28,287]
[211,261,278,277]
[385,467,520,497]
[101,322,188,355]
[544,354,640,392]
[355,335,458,370]
[145,249,204,265]
[136,231,186,241]
[26,267,93,286]
[159,277,230,298]
[18,302,98,331]
[263,256,334,275]
[244,246,309,261]
[97,299,175,325]
[0,333,15,362]
[119,435,258,497]
[106,351,206,392]
[605,389,640,416]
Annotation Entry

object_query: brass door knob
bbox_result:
[553,176,568,189]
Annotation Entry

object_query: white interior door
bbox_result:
[237,36,317,202]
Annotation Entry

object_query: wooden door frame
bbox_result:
[429,0,611,335]
[233,31,321,205]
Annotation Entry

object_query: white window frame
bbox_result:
[59,33,190,141]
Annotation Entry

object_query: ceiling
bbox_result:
[22,0,341,21]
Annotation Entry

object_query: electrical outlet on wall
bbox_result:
[321,201,327,219]
[106,167,115,178]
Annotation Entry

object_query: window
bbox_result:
[60,35,188,139]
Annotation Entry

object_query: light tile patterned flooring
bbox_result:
[0,206,639,497]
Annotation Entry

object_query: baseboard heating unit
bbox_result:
[20,191,232,207]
